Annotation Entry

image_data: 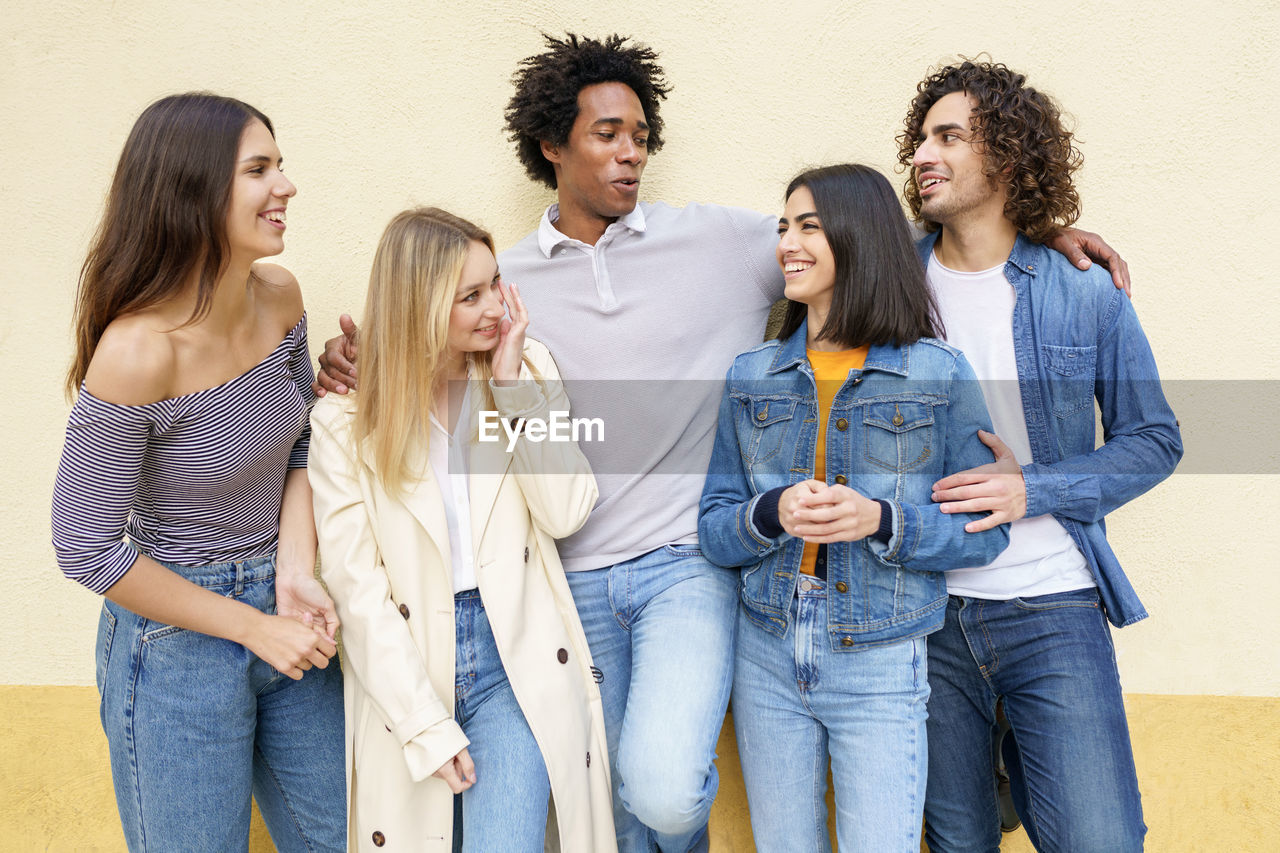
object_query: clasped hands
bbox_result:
[781,430,1027,542]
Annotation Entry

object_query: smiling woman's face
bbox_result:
[776,184,835,320]
[446,240,505,357]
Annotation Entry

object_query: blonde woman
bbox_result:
[308,207,615,852]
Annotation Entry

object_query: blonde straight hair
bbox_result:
[354,207,505,494]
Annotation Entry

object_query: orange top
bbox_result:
[800,346,869,576]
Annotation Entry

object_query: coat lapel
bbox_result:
[395,439,452,567]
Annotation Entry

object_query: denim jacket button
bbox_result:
[756,410,767,420]
[835,581,848,593]
[835,417,848,430]
[840,637,854,647]
[833,475,847,485]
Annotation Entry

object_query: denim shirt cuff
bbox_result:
[742,492,783,550]
[751,486,787,539]
[1022,462,1060,518]
[866,500,910,563]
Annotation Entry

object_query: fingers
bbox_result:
[435,763,466,794]
[964,514,1008,533]
[455,748,476,785]
[338,313,358,341]
[1112,255,1132,297]
[931,469,992,493]
[976,429,1014,459]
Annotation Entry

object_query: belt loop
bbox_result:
[234,561,245,597]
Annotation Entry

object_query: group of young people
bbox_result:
[52,31,1180,853]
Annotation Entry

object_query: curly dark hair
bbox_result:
[505,33,671,189]
[896,59,1082,242]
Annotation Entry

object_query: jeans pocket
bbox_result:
[663,543,704,557]
[1012,587,1100,611]
[95,604,117,694]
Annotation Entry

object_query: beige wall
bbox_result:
[4,1,1277,698]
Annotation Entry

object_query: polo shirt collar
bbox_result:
[536,203,647,257]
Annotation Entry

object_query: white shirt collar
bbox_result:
[536,202,648,257]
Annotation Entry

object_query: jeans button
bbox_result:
[835,582,848,593]
[841,637,854,647]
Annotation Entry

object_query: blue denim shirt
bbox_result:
[916,232,1183,627]
[698,323,1010,648]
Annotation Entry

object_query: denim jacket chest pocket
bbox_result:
[861,399,935,474]
[1040,344,1097,420]
[732,393,802,470]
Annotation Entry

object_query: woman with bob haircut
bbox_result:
[698,163,1010,851]
[51,93,345,851]
[307,207,615,852]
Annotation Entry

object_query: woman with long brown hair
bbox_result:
[51,93,344,851]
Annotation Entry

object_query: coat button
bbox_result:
[398,603,410,620]
[524,546,530,562]
[835,582,848,593]
[835,418,848,430]
[833,475,847,485]
[372,830,386,846]
[841,637,854,647]
[557,648,569,664]
[586,751,591,767]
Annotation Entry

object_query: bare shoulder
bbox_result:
[252,263,305,330]
[82,312,177,405]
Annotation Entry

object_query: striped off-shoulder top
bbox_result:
[51,314,315,593]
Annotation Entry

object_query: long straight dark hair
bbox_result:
[778,163,942,348]
[67,92,273,395]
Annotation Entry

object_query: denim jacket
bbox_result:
[698,322,1010,648]
[916,233,1183,627]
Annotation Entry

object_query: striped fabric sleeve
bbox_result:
[50,392,162,593]
[287,317,316,469]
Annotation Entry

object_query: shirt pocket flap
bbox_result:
[746,397,799,428]
[1040,344,1097,377]
[863,400,934,433]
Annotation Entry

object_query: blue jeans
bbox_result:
[450,589,550,852]
[96,555,346,852]
[565,544,737,853]
[923,590,1146,853]
[733,576,930,853]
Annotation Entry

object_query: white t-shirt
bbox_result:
[927,253,1094,599]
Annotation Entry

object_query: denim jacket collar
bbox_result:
[766,318,910,378]
[915,230,1040,280]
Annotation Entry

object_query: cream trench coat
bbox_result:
[308,340,615,852]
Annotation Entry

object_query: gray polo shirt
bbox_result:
[498,201,782,571]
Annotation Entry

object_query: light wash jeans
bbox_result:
[96,555,346,853]
[565,543,737,853]
[923,589,1145,853]
[732,576,931,853]
[450,589,550,852]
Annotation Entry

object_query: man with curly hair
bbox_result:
[898,60,1182,852]
[316,38,1133,852]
